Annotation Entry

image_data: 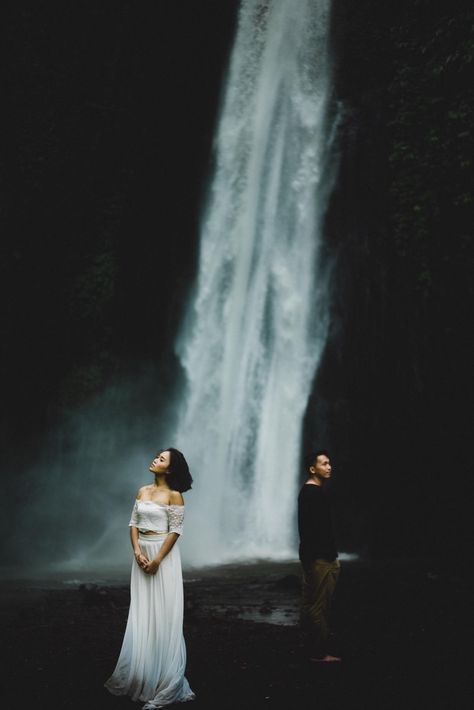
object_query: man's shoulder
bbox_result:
[299,482,320,491]
[298,483,321,498]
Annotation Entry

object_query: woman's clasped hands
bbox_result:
[135,550,160,575]
[134,550,148,569]
[143,558,160,575]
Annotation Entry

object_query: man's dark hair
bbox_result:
[304,449,330,471]
[160,447,193,493]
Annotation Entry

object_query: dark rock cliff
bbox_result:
[304,0,473,562]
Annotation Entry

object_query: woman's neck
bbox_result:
[153,474,169,489]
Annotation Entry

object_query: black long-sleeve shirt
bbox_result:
[297,483,337,564]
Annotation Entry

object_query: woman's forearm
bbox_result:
[130,526,141,554]
[153,533,179,563]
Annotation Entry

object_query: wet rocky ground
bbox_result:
[1,558,472,709]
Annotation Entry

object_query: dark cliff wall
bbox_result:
[304,0,473,562]
[0,0,239,460]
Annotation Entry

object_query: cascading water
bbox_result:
[175,0,338,566]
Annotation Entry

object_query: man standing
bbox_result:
[298,449,341,662]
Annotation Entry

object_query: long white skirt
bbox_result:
[105,533,195,709]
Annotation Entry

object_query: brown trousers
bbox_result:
[301,558,340,657]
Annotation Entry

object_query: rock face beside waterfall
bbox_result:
[304,0,473,562]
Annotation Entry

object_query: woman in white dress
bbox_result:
[105,448,195,709]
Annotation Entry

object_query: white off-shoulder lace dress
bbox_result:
[104,500,195,709]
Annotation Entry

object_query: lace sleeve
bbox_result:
[128,500,139,527]
[168,505,184,535]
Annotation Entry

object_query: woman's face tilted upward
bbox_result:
[149,450,171,475]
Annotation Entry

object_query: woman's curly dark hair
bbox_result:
[161,447,193,493]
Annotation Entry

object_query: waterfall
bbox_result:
[176,0,337,565]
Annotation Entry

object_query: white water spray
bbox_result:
[176,0,338,565]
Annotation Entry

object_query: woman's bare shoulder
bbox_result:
[136,484,152,500]
[169,490,184,506]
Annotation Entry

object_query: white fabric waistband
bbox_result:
[139,531,168,540]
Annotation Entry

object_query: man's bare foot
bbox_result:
[310,654,341,662]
